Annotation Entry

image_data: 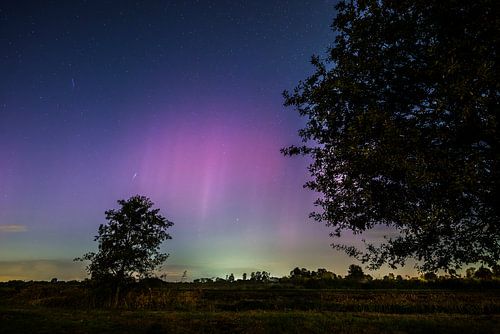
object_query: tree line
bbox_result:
[192,264,500,285]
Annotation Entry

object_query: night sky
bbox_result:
[0,1,414,281]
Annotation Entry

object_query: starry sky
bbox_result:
[0,1,416,281]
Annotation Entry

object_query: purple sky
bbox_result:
[0,1,418,281]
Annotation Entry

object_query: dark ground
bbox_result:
[1,282,499,333]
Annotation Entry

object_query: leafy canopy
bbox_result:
[283,0,499,272]
[77,195,174,282]
[346,264,365,280]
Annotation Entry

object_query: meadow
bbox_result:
[1,280,499,333]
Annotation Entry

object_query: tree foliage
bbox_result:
[76,195,174,283]
[474,267,493,280]
[283,0,499,272]
[346,264,365,280]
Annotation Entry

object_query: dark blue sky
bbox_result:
[0,1,413,281]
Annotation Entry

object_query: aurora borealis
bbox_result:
[0,1,415,281]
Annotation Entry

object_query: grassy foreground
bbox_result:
[0,282,499,333]
[1,308,499,334]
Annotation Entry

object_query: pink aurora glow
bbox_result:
[131,101,295,223]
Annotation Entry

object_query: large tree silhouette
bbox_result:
[76,195,174,283]
[283,0,499,272]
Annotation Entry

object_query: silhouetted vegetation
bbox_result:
[190,264,500,291]
[75,195,173,284]
[2,267,499,309]
[74,195,173,307]
[1,264,499,333]
[283,0,500,273]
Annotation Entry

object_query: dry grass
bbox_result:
[1,282,499,333]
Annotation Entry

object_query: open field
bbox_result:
[1,308,499,334]
[1,282,499,333]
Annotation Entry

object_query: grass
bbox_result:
[1,307,499,334]
[0,282,499,333]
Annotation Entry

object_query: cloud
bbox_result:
[0,259,86,281]
[0,260,207,282]
[0,224,27,233]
